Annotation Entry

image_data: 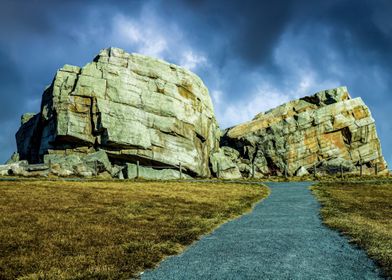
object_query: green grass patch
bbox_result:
[0,180,268,279]
[312,181,392,278]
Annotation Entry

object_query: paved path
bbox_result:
[141,182,382,280]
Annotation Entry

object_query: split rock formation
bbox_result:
[9,48,388,178]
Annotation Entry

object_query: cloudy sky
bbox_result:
[0,0,391,165]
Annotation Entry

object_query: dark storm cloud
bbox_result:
[0,49,21,118]
[292,0,392,73]
[0,0,391,165]
[161,0,295,65]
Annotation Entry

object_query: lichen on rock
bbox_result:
[220,86,388,177]
[12,48,388,179]
[16,47,220,178]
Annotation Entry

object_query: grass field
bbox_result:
[0,180,268,279]
[312,181,392,278]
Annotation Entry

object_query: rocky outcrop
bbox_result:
[16,48,220,178]
[11,47,388,179]
[219,87,388,178]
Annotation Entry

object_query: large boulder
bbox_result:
[16,48,220,178]
[125,163,191,180]
[221,87,388,177]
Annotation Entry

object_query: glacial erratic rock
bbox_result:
[12,47,387,179]
[16,47,220,178]
[221,86,388,177]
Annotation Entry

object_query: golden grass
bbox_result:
[0,180,268,279]
[312,181,392,278]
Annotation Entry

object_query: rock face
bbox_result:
[16,48,220,178]
[218,87,388,178]
[12,47,388,179]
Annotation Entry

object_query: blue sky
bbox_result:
[0,0,391,165]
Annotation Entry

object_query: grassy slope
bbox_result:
[0,180,268,280]
[312,181,392,278]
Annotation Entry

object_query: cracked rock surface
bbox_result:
[16,48,220,177]
[14,48,387,179]
[217,87,388,178]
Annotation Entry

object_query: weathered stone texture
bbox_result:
[12,48,388,179]
[125,163,191,180]
[16,48,220,177]
[219,87,388,177]
[209,146,242,179]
